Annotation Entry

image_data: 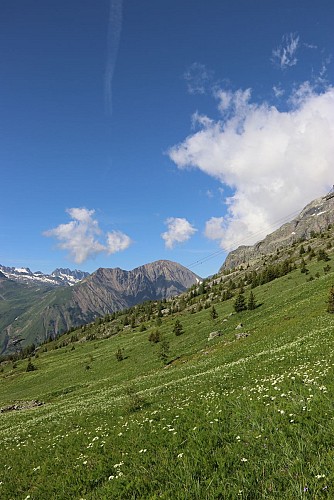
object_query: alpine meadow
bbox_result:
[1,198,334,499]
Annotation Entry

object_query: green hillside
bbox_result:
[1,234,334,499]
[0,278,56,353]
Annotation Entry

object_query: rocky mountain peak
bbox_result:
[221,193,334,270]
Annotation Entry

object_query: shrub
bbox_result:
[125,386,147,413]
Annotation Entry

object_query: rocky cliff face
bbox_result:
[221,194,334,270]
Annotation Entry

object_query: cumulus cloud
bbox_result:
[272,33,300,69]
[106,230,132,254]
[44,208,131,263]
[161,217,197,249]
[168,85,334,251]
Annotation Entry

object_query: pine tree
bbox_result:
[327,286,334,313]
[210,306,218,320]
[247,291,257,310]
[300,258,308,274]
[159,338,170,365]
[173,319,184,336]
[318,249,330,262]
[234,292,247,313]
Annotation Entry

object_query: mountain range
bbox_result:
[0,260,200,354]
[0,265,89,287]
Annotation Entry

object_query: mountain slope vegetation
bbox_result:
[1,225,334,499]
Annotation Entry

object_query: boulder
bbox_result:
[208,331,222,341]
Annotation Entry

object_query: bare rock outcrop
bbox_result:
[221,195,334,270]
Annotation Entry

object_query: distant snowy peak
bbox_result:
[0,265,89,287]
[14,267,32,274]
[51,268,89,283]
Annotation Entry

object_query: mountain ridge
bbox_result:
[221,193,334,270]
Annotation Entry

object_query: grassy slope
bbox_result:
[1,256,334,499]
[0,280,55,352]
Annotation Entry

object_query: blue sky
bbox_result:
[1,0,334,278]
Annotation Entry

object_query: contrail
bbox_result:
[105,0,123,115]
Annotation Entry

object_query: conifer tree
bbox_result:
[247,291,257,310]
[210,305,218,320]
[300,258,308,274]
[318,249,330,262]
[234,292,247,313]
[159,338,170,364]
[173,319,184,336]
[26,359,36,372]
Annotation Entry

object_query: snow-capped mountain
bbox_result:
[51,268,89,284]
[0,265,89,287]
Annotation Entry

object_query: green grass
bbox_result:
[1,257,334,499]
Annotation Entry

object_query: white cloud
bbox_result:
[168,85,334,251]
[272,33,300,69]
[184,63,213,95]
[44,208,131,264]
[161,217,197,249]
[204,217,225,241]
[288,80,315,106]
[215,88,252,116]
[106,230,132,254]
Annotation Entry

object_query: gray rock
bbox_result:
[208,331,222,341]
